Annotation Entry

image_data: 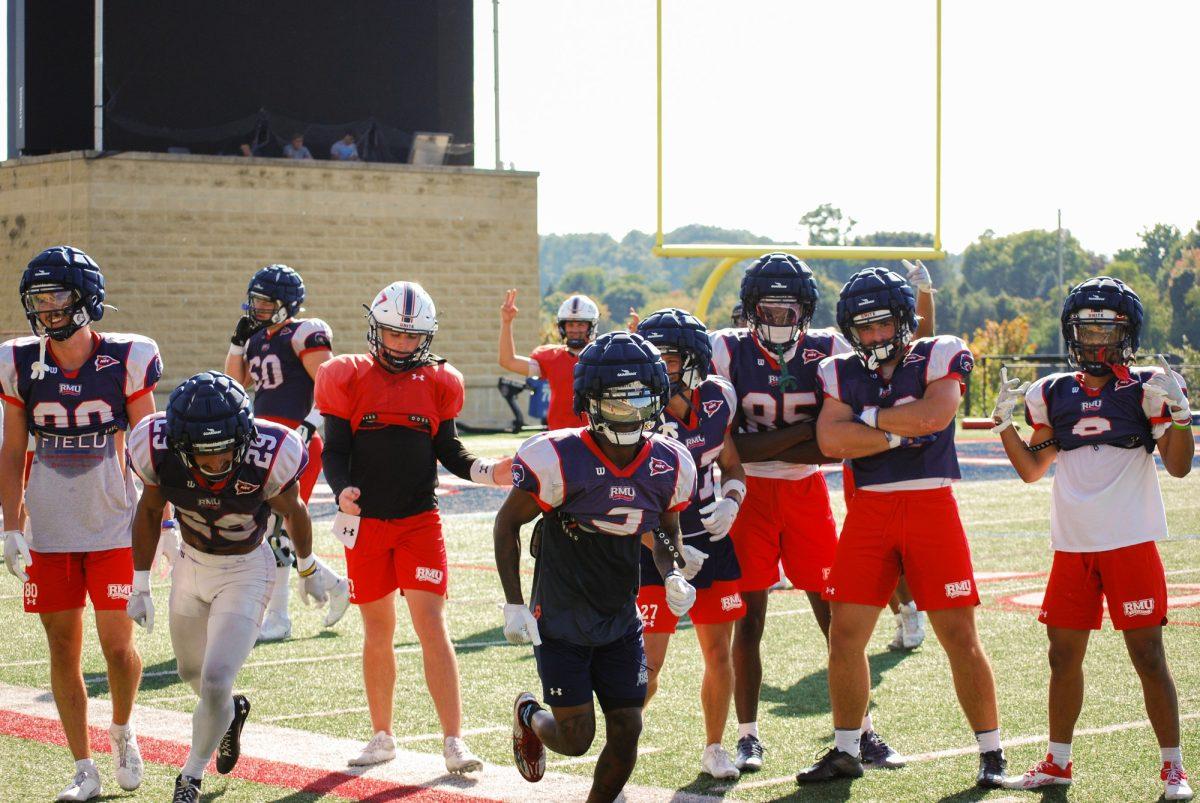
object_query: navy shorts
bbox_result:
[533,624,648,711]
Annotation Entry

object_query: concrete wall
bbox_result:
[0,151,540,426]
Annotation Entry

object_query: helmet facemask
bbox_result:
[22,285,90,342]
[660,347,704,399]
[368,315,435,373]
[558,320,596,350]
[849,308,913,371]
[245,292,289,330]
[173,436,247,481]
[749,296,812,350]
[1066,309,1132,377]
[588,381,664,446]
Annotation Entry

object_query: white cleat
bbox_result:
[444,736,484,774]
[1164,762,1194,800]
[349,731,396,766]
[109,726,144,790]
[56,766,101,801]
[324,578,352,628]
[257,609,292,642]
[888,602,925,651]
[701,743,740,780]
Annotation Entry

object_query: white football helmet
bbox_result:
[556,294,600,349]
[366,281,438,372]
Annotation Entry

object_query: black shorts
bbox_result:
[533,624,648,711]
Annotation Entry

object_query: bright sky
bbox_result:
[3,3,1196,258]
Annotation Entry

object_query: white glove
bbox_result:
[902,259,933,293]
[2,529,31,582]
[680,544,709,581]
[297,555,339,607]
[699,497,739,541]
[991,367,1030,434]
[126,570,154,634]
[155,521,180,573]
[664,571,696,617]
[503,603,542,646]
[1143,355,1192,425]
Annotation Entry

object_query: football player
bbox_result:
[315,281,510,773]
[499,289,599,429]
[126,372,339,802]
[224,264,349,641]
[709,253,902,771]
[634,308,747,780]
[800,267,1005,788]
[994,277,1193,801]
[495,331,698,802]
[1,246,160,801]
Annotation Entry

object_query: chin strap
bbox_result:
[771,345,798,391]
[29,335,49,380]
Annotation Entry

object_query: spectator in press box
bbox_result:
[284,133,312,160]
[331,132,360,161]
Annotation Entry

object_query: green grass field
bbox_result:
[2,432,1198,801]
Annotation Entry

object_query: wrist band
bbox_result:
[228,343,246,357]
[296,555,317,577]
[1172,421,1193,430]
[720,478,746,501]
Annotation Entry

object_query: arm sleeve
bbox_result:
[322,414,353,499]
[432,419,478,481]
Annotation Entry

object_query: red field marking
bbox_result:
[998,584,1200,616]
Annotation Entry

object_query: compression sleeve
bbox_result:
[322,414,353,499]
[432,418,477,481]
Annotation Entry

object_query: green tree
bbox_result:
[1114,223,1181,285]
[960,229,1092,300]
[557,266,607,297]
[602,274,648,323]
[799,204,856,246]
[1167,249,1200,347]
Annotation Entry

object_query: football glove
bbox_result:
[885,432,938,450]
[902,259,933,293]
[699,497,739,540]
[155,520,179,573]
[991,367,1030,434]
[297,555,340,607]
[680,544,709,581]
[230,316,258,348]
[2,529,31,582]
[664,571,696,617]
[126,571,154,634]
[1143,355,1192,426]
[502,603,542,646]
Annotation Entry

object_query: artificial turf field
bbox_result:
[2,430,1198,802]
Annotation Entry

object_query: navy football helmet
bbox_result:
[245,264,305,331]
[574,332,669,446]
[1061,276,1143,377]
[730,302,746,329]
[636,307,710,397]
[19,246,106,341]
[836,268,918,370]
[739,252,819,350]
[166,372,257,479]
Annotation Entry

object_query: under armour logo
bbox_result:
[549,688,563,696]
[340,526,354,537]
[412,374,426,381]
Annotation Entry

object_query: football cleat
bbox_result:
[216,695,251,774]
[257,609,292,642]
[734,734,766,772]
[701,743,740,780]
[172,774,201,803]
[1164,762,1194,800]
[444,736,484,774]
[55,765,101,801]
[977,748,1008,788]
[325,577,352,627]
[108,725,144,790]
[795,748,864,783]
[860,729,905,769]
[512,692,546,782]
[1002,754,1072,789]
[888,603,925,651]
[349,731,396,766]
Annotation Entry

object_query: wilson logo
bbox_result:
[944,579,973,598]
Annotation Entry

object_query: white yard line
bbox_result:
[260,705,372,723]
[547,746,663,768]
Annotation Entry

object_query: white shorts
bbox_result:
[169,541,276,624]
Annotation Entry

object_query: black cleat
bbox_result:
[796,748,864,783]
[172,774,201,803]
[860,729,906,768]
[734,734,765,772]
[977,748,1008,788]
[216,694,251,774]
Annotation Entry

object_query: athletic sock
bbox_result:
[834,728,862,756]
[975,728,1001,754]
[738,722,758,739]
[109,722,131,737]
[519,700,541,729]
[74,758,97,773]
[1048,740,1072,768]
[1162,746,1184,766]
[861,712,874,733]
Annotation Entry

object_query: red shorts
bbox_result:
[841,463,856,507]
[23,548,133,613]
[1039,541,1168,631]
[825,486,978,611]
[729,473,838,593]
[637,580,745,633]
[343,510,448,603]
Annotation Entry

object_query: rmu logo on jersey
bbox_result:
[94,354,119,371]
[685,435,705,449]
[58,383,82,396]
[801,348,825,365]
[415,566,445,585]
[609,485,636,502]
[701,399,724,417]
[648,456,672,476]
[1122,598,1155,617]
[767,375,780,387]
[944,579,973,598]
[902,352,927,367]
[198,497,220,509]
[234,479,261,495]
[1081,399,1103,412]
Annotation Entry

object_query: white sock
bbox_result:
[1162,746,1183,766]
[834,728,862,756]
[861,712,874,733]
[1048,740,1071,768]
[268,565,290,614]
[74,758,97,773]
[975,728,1001,754]
[738,722,758,739]
[109,722,131,737]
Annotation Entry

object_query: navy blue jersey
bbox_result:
[818,336,973,489]
[128,413,308,555]
[513,428,696,645]
[245,318,332,424]
[710,327,850,479]
[1025,369,1172,452]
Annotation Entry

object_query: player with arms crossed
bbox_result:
[495,332,698,802]
[499,290,599,429]
[800,267,1006,788]
[994,277,1193,800]
[0,246,160,801]
[315,281,508,772]
[224,264,349,641]
[634,308,747,780]
[126,372,339,802]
